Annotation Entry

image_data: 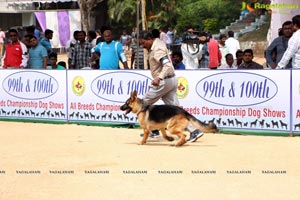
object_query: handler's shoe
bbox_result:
[140,130,160,138]
[187,130,204,142]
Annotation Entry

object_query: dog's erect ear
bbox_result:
[131,90,137,98]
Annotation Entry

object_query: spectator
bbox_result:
[0,27,5,57]
[88,30,97,47]
[91,29,128,70]
[70,30,93,69]
[219,34,229,65]
[199,32,209,68]
[2,28,28,69]
[26,25,35,36]
[277,15,300,69]
[65,30,79,69]
[207,34,222,69]
[131,27,138,41]
[219,53,237,69]
[173,33,183,44]
[172,51,185,70]
[131,36,144,69]
[28,35,48,69]
[33,25,41,41]
[266,21,293,69]
[120,30,131,51]
[159,28,167,44]
[238,49,263,69]
[23,34,32,51]
[181,27,203,69]
[40,29,54,64]
[166,27,174,49]
[47,52,65,70]
[235,49,244,67]
[225,31,240,59]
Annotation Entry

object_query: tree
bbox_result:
[77,0,105,33]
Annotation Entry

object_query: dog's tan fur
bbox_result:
[121,91,218,146]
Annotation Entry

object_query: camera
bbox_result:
[182,30,200,44]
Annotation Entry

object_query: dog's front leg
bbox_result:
[140,129,150,145]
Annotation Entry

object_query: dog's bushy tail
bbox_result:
[186,114,218,133]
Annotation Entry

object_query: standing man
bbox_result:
[65,30,79,69]
[71,30,93,69]
[2,29,28,69]
[131,35,144,69]
[159,28,167,44]
[277,15,300,69]
[28,35,48,69]
[120,30,131,51]
[0,28,5,58]
[238,49,263,69]
[207,34,222,69]
[219,34,229,65]
[40,29,53,64]
[91,29,128,69]
[266,21,293,69]
[166,27,174,50]
[138,30,202,142]
[225,31,240,60]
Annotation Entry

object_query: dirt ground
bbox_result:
[0,121,300,200]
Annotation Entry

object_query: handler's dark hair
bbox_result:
[292,15,300,28]
[139,30,153,40]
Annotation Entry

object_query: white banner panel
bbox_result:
[176,69,291,132]
[67,70,153,123]
[0,70,67,121]
[292,69,300,132]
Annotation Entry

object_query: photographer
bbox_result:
[181,27,204,69]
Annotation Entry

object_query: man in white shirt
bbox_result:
[219,53,237,69]
[166,27,174,50]
[159,28,167,44]
[225,31,240,59]
[277,15,300,69]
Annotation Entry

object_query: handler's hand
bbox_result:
[152,77,161,86]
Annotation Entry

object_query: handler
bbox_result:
[138,30,202,142]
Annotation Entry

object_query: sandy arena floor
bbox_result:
[0,121,300,200]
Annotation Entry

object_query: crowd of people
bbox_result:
[0,14,299,71]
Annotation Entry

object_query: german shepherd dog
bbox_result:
[120,91,218,146]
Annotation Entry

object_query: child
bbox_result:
[47,52,65,70]
[172,51,185,70]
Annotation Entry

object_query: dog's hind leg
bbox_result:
[140,129,150,145]
[160,129,174,142]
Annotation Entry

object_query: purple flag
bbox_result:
[57,11,71,46]
[34,12,46,32]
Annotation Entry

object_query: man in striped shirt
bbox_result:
[70,30,93,69]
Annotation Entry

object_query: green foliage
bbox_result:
[107,0,241,34]
[202,18,219,33]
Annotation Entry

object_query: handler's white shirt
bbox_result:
[278,29,300,69]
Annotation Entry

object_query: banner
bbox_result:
[0,70,67,121]
[0,69,298,134]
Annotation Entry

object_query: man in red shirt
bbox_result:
[2,29,28,69]
[207,34,222,69]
